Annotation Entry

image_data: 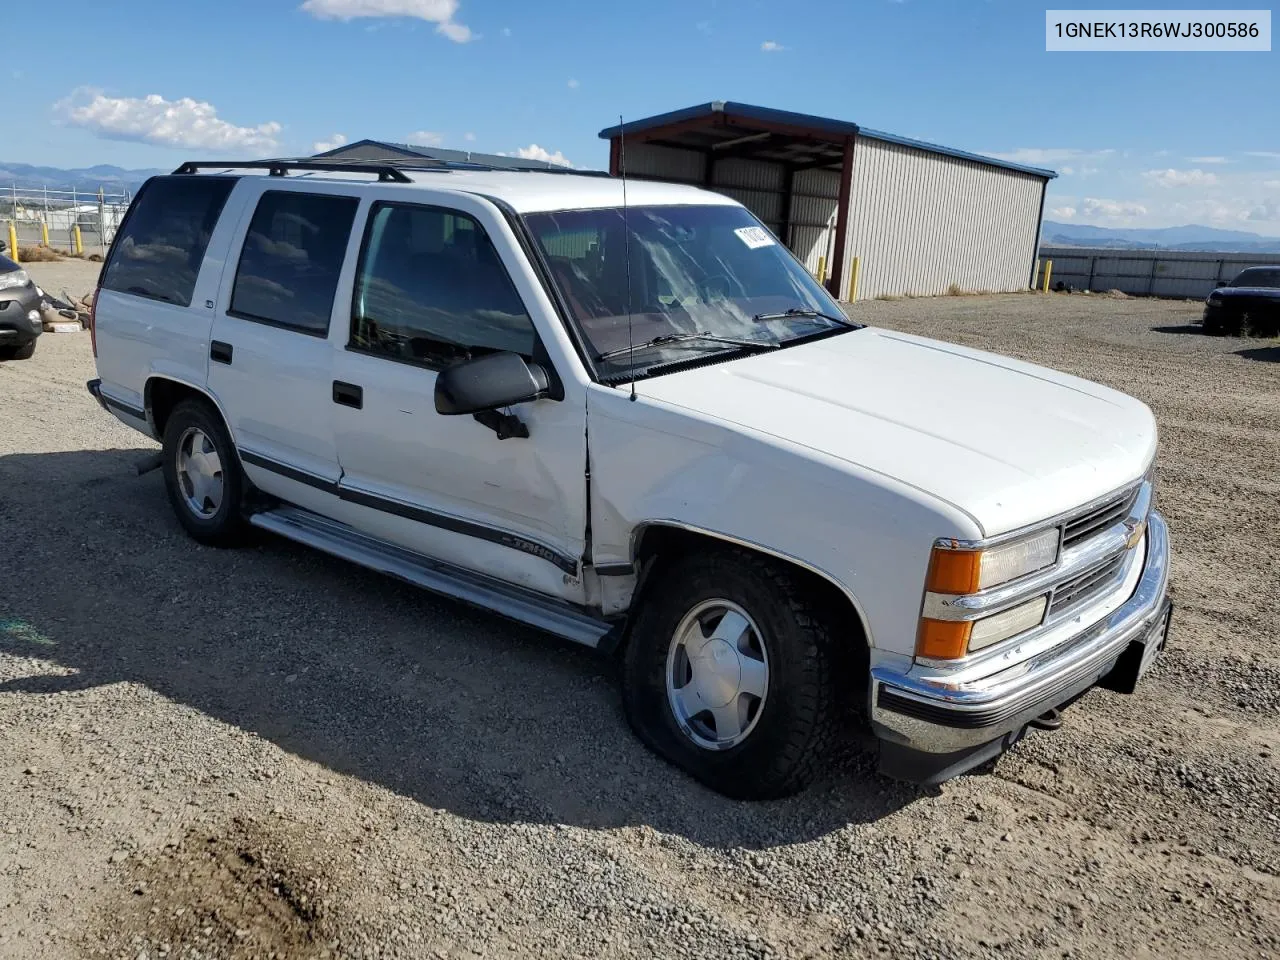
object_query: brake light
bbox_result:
[88,287,99,357]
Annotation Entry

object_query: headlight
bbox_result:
[924,527,1059,595]
[916,529,1060,660]
[0,269,30,291]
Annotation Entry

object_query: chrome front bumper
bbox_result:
[871,510,1170,774]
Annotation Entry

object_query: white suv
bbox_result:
[87,159,1171,799]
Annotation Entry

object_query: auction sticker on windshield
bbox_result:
[734,226,775,249]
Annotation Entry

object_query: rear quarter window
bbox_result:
[229,190,359,335]
[101,176,236,307]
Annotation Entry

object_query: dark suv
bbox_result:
[1203,266,1280,337]
[0,250,43,360]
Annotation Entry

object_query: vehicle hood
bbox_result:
[635,328,1157,537]
[1211,286,1280,299]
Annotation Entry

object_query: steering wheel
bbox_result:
[698,272,746,303]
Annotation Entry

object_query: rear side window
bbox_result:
[229,191,359,335]
[101,176,235,307]
[350,202,536,367]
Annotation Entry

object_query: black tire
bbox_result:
[161,398,246,547]
[622,548,839,800]
[0,341,36,361]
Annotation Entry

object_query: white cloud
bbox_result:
[464,131,476,142]
[1081,197,1148,219]
[55,89,281,152]
[1265,180,1280,189]
[567,78,580,89]
[299,0,472,43]
[1059,166,1074,176]
[1245,201,1280,222]
[987,147,1114,166]
[511,144,572,167]
[760,40,785,51]
[407,130,445,146]
[501,26,511,36]
[1186,156,1228,164]
[1049,206,1076,219]
[1245,151,1280,159]
[696,20,712,34]
[1142,168,1219,188]
[313,133,347,153]
[435,20,472,42]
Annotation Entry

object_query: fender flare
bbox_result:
[629,519,876,648]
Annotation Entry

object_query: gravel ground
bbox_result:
[0,291,1277,960]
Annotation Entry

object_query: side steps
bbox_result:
[249,505,613,648]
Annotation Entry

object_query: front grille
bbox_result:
[1048,554,1126,616]
[1062,487,1139,549]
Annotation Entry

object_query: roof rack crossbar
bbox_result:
[172,159,418,183]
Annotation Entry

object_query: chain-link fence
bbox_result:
[1,184,132,258]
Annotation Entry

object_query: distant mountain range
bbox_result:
[0,162,166,193]
[1042,221,1280,253]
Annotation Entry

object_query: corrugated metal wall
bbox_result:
[1039,247,1280,299]
[845,138,1044,299]
[624,143,706,183]
[711,157,785,233]
[790,169,840,274]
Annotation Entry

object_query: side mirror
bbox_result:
[435,351,549,416]
[0,239,7,254]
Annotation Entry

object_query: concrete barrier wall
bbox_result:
[1039,246,1280,299]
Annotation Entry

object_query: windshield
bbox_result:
[1231,268,1280,288]
[524,204,855,379]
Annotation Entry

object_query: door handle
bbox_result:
[210,340,233,364]
[332,380,363,409]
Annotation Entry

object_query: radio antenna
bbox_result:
[618,114,637,401]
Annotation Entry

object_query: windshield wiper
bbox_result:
[751,307,857,328]
[596,332,778,363]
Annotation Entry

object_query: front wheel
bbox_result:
[622,549,839,800]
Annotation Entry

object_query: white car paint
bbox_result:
[92,166,1157,668]
[630,326,1158,538]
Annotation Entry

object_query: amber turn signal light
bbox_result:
[916,618,973,660]
[924,547,982,595]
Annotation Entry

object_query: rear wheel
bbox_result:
[622,548,839,800]
[161,399,246,546]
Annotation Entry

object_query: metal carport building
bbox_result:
[599,102,1057,301]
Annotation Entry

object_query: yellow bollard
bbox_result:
[1042,259,1053,293]
[6,222,18,264]
[848,255,861,302]
[73,225,83,256]
[817,255,827,285]
[41,221,49,246]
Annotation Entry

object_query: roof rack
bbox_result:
[356,157,614,178]
[172,157,614,183]
[172,158,419,183]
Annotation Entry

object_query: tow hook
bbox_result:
[1029,707,1063,731]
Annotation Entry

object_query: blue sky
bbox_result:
[6,0,1279,232]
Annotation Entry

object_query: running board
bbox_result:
[249,505,612,648]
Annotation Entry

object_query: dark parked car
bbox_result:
[1202,266,1280,337]
[0,246,43,360]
